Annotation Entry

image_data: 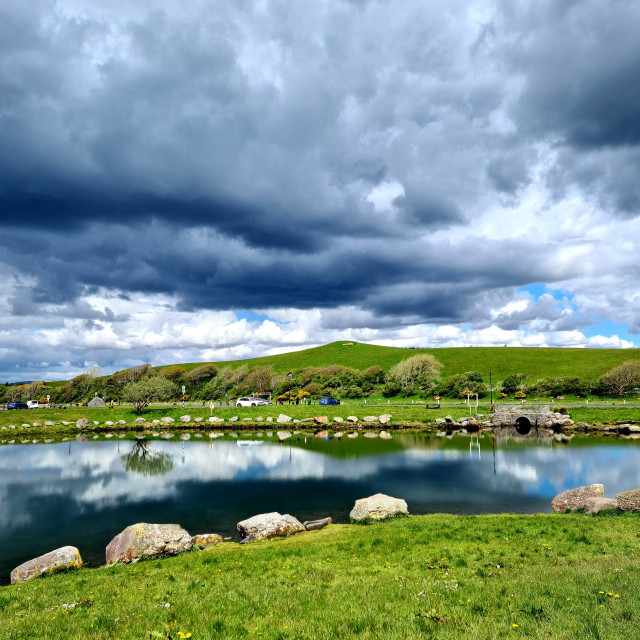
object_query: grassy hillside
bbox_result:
[171,342,640,383]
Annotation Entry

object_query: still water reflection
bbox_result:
[1,431,639,583]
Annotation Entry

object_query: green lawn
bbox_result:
[2,402,639,438]
[1,513,638,639]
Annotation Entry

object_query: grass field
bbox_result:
[2,402,639,437]
[1,513,638,639]
[167,341,640,382]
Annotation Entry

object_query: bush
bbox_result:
[387,354,442,394]
[381,381,401,397]
[158,365,187,382]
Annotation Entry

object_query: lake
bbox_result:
[1,430,639,584]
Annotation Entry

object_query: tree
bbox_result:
[599,360,640,397]
[123,377,178,413]
[158,365,187,382]
[184,364,218,385]
[501,373,526,395]
[387,354,443,394]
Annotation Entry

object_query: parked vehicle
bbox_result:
[7,401,29,409]
[27,400,39,409]
[319,397,339,405]
[235,397,273,407]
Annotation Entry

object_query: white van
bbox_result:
[27,400,39,409]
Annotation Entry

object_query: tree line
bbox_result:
[2,356,639,408]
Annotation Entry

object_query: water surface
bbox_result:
[1,431,639,583]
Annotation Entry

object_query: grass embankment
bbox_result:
[166,341,640,381]
[1,514,638,639]
[2,404,639,440]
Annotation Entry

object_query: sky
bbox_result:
[1,0,639,383]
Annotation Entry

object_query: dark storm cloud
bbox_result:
[0,0,638,359]
[502,1,640,214]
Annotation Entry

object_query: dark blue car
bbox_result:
[319,397,339,405]
[7,401,28,409]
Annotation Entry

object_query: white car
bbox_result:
[236,397,272,407]
[27,400,39,409]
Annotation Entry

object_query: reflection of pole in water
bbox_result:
[492,435,496,475]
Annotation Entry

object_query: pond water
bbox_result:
[1,430,640,584]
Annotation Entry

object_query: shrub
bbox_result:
[158,365,187,382]
[381,381,401,397]
[387,354,442,394]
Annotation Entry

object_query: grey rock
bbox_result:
[88,397,106,408]
[180,415,191,423]
[11,546,83,584]
[75,419,89,428]
[363,416,378,422]
[237,512,305,543]
[106,523,192,564]
[350,493,409,521]
[229,416,238,422]
[105,420,114,426]
[615,488,640,512]
[161,417,175,424]
[266,417,273,423]
[194,417,203,423]
[314,416,328,425]
[134,418,146,424]
[333,417,344,423]
[584,497,619,515]
[118,420,126,425]
[551,484,605,513]
[347,416,358,423]
[303,517,332,531]
[277,414,292,423]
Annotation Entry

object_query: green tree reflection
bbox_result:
[121,441,174,477]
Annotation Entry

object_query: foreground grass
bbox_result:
[1,514,638,639]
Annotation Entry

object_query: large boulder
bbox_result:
[277,414,292,423]
[584,497,619,515]
[551,484,605,513]
[88,397,106,408]
[615,489,640,512]
[11,546,83,584]
[106,523,192,564]
[237,512,305,543]
[350,493,409,522]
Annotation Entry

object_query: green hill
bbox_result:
[171,341,640,382]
